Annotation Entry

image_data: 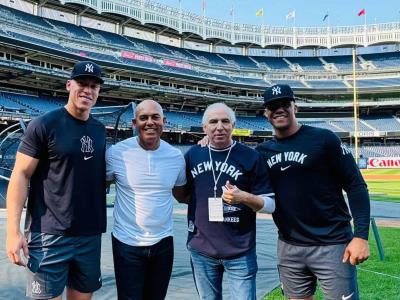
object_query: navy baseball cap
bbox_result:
[70,61,104,84]
[263,84,295,107]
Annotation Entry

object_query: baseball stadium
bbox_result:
[0,0,399,299]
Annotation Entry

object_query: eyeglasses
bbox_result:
[265,100,292,111]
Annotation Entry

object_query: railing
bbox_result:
[61,0,400,48]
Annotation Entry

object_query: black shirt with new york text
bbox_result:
[256,125,370,246]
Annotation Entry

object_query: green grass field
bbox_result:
[362,169,400,203]
[263,227,400,300]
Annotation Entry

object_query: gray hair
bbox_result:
[202,103,236,125]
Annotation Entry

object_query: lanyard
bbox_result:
[208,142,235,198]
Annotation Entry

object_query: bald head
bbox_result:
[133,99,165,150]
[136,100,164,118]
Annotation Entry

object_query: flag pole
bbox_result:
[202,0,206,38]
[364,11,367,26]
[179,0,182,33]
[293,10,296,28]
[328,11,330,28]
[231,4,235,44]
[262,8,265,48]
[352,47,359,163]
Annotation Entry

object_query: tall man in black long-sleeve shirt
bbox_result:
[256,84,370,300]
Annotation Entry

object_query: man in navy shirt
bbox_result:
[256,84,370,300]
[185,103,275,300]
[6,61,106,300]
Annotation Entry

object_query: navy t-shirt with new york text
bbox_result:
[185,142,274,258]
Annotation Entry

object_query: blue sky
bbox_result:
[155,0,400,27]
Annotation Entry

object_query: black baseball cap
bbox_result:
[70,61,104,84]
[263,84,295,107]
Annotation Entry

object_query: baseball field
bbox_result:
[362,168,400,203]
[264,226,400,300]
[264,168,400,299]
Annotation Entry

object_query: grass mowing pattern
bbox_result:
[362,169,400,203]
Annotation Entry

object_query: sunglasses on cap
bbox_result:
[265,99,293,111]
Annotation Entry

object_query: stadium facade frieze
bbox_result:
[59,0,400,48]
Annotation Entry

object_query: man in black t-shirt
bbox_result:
[6,61,106,300]
[256,84,370,300]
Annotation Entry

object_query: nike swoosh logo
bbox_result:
[280,166,291,171]
[84,156,93,160]
[342,292,354,300]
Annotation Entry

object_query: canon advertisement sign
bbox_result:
[368,157,400,169]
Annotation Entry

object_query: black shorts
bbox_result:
[26,232,102,299]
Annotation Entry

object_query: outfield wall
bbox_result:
[368,157,400,169]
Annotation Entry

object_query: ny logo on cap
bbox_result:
[272,86,281,95]
[85,63,94,73]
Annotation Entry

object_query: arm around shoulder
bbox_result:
[173,184,190,204]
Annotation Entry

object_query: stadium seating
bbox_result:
[2,90,400,136]
[362,53,400,69]
[220,54,259,69]
[251,57,290,70]
[298,120,342,132]
[46,19,93,40]
[356,78,400,88]
[308,80,346,89]
[286,57,325,71]
[330,119,373,132]
[1,4,400,90]
[323,55,361,71]
[271,80,306,88]
[0,5,52,29]
[349,145,400,158]
[362,116,400,131]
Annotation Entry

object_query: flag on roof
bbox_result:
[358,9,366,16]
[323,13,329,22]
[256,8,264,17]
[286,10,295,20]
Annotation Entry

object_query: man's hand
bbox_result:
[6,231,29,267]
[197,136,209,147]
[222,181,242,205]
[342,237,370,266]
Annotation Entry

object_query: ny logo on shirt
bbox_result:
[31,281,41,295]
[80,136,94,153]
[340,143,351,156]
